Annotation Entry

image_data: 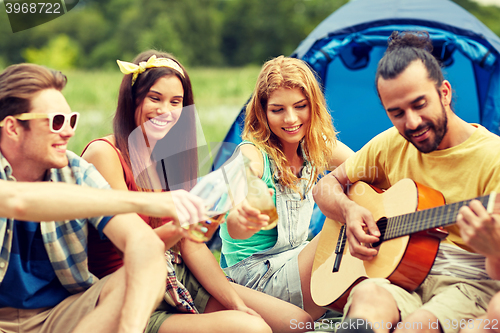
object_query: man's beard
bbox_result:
[404,103,448,154]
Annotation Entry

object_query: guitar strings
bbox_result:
[383,195,490,241]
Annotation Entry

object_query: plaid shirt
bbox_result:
[0,150,113,294]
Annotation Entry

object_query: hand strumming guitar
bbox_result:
[344,200,381,261]
[313,163,381,261]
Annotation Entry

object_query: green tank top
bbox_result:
[219,142,278,267]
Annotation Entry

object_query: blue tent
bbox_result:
[212,0,500,238]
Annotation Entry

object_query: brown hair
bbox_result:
[0,63,67,133]
[113,50,198,227]
[376,31,444,96]
[242,56,337,193]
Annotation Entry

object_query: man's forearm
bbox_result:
[312,173,352,223]
[1,181,171,221]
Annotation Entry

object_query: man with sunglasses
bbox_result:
[0,63,176,333]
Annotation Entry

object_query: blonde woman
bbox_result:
[222,56,354,320]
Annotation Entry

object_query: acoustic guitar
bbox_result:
[310,178,499,312]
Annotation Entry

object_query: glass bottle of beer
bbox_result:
[243,156,278,230]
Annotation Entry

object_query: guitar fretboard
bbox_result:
[383,195,491,241]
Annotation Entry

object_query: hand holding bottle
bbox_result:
[243,160,278,230]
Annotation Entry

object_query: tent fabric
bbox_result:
[211,0,500,238]
[293,0,500,59]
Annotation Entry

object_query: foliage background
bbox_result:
[1,0,499,70]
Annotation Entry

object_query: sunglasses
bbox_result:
[0,112,80,133]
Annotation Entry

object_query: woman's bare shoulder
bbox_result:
[81,136,128,190]
[238,143,265,178]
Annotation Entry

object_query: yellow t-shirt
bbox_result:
[345,124,500,252]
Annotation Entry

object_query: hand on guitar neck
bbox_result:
[457,200,500,280]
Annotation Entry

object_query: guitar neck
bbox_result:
[384,194,492,241]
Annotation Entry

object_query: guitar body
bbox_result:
[311,179,448,312]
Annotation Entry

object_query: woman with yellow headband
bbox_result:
[81,50,313,333]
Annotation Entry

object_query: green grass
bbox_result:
[63,70,122,155]
[63,66,261,159]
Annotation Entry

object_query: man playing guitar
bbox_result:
[313,31,500,333]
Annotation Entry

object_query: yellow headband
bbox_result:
[116,55,185,86]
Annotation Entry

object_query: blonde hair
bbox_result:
[242,56,337,193]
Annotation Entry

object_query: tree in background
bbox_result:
[220,0,348,66]
[453,0,500,36]
[22,34,79,69]
[0,0,498,69]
